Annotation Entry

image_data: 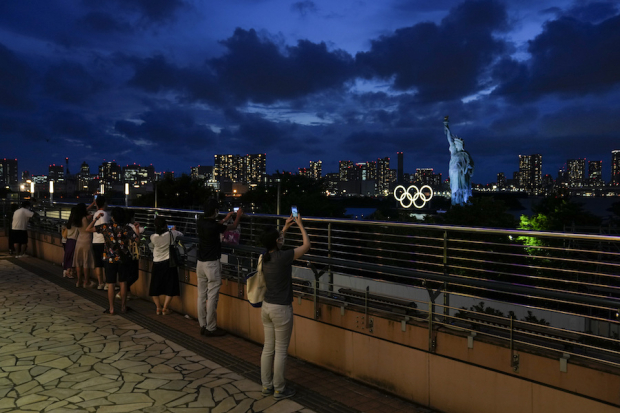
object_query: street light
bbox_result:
[49,180,54,203]
[28,180,34,197]
[125,183,129,207]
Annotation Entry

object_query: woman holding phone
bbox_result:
[149,217,183,315]
[259,211,310,400]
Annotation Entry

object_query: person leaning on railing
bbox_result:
[259,213,311,400]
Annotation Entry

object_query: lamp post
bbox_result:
[100,183,105,195]
[28,180,34,199]
[49,180,54,203]
[125,183,129,207]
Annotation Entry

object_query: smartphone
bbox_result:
[291,205,298,218]
[94,194,98,199]
[167,225,173,230]
[233,207,239,213]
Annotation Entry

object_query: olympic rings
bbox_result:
[393,185,434,209]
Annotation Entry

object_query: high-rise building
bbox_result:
[309,160,322,180]
[497,172,506,189]
[588,160,603,186]
[612,150,620,186]
[397,152,403,184]
[519,154,542,194]
[78,162,90,191]
[245,154,266,184]
[48,164,65,183]
[214,154,265,184]
[567,159,586,187]
[191,165,213,180]
[376,157,390,195]
[99,161,122,192]
[414,168,442,188]
[0,158,18,189]
[339,160,353,182]
[123,164,150,187]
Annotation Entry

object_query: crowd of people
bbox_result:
[10,197,310,400]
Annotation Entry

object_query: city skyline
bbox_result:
[1,1,619,183]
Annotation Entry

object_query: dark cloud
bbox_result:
[79,11,133,34]
[82,0,189,24]
[0,43,33,110]
[356,0,509,101]
[114,108,218,154]
[291,1,318,16]
[564,1,618,23]
[43,61,103,104]
[495,12,620,100]
[211,28,356,104]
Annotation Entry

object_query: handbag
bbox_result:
[246,255,266,308]
[61,227,68,239]
[222,226,240,245]
[168,231,184,268]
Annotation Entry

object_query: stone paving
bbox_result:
[0,259,314,413]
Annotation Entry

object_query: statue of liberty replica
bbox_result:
[444,116,474,205]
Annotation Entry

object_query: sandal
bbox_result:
[103,309,115,315]
[162,308,172,315]
[156,308,162,315]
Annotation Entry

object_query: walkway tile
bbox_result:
[0,260,312,413]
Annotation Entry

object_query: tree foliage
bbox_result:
[240,173,345,217]
[132,174,214,209]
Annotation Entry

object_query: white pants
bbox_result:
[196,260,221,332]
[261,302,294,392]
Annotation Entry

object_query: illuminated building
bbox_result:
[497,172,506,189]
[588,160,603,186]
[79,162,90,191]
[215,154,265,184]
[0,158,18,189]
[339,160,353,181]
[612,150,620,186]
[48,164,65,183]
[376,157,391,195]
[123,164,150,187]
[309,160,322,180]
[191,165,213,181]
[99,161,122,192]
[519,154,542,194]
[567,159,586,187]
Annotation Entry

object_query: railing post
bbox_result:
[328,223,333,292]
[428,300,434,352]
[365,286,369,329]
[510,314,519,372]
[442,230,450,321]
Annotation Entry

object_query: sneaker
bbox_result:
[115,293,122,299]
[104,284,109,290]
[15,254,22,258]
[203,328,226,337]
[20,254,28,258]
[88,281,97,288]
[262,387,274,396]
[97,284,105,290]
[114,285,120,290]
[274,387,296,400]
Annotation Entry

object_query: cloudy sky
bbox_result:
[1,0,619,183]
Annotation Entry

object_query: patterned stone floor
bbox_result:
[0,259,313,413]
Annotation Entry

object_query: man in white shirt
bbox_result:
[12,201,36,257]
[88,195,110,289]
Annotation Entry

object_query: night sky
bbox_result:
[1,0,619,184]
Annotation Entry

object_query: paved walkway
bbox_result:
[0,256,437,413]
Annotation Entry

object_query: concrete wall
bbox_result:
[16,231,620,413]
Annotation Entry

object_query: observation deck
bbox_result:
[1,201,619,413]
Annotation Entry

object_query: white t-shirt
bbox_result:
[12,208,34,230]
[150,230,183,263]
[92,210,110,244]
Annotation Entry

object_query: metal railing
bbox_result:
[4,200,620,371]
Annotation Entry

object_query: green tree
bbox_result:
[425,196,517,228]
[132,174,214,209]
[240,173,345,217]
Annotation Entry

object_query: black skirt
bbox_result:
[149,260,180,297]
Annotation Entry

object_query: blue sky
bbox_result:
[1,0,619,183]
